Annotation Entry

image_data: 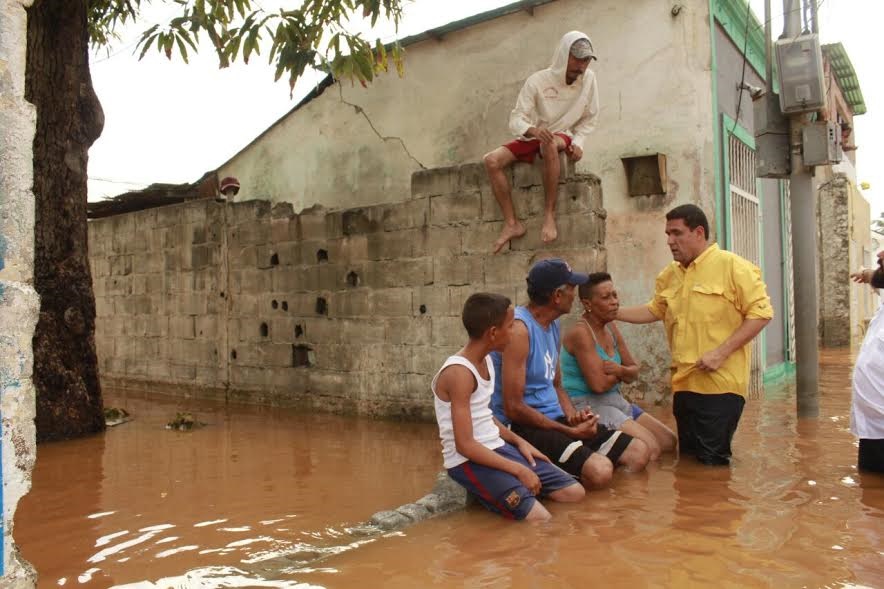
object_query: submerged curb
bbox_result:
[369,471,468,531]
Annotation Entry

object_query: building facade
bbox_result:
[92,0,870,406]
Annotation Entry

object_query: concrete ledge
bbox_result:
[369,471,468,530]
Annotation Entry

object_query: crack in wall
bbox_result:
[337,85,427,170]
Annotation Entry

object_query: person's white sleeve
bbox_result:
[508,80,537,139]
[570,77,599,151]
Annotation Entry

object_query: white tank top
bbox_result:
[432,355,505,469]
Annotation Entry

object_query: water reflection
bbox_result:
[16,349,884,588]
[17,390,439,588]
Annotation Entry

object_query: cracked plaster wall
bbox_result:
[0,0,38,586]
[219,0,716,404]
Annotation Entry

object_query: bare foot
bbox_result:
[492,222,526,254]
[541,215,558,244]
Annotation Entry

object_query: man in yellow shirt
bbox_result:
[617,204,773,465]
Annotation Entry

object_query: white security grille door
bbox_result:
[727,135,763,398]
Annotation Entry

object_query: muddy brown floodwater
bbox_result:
[17,349,884,588]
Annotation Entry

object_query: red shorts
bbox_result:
[502,133,572,164]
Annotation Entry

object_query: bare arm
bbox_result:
[610,323,640,383]
[616,305,660,324]
[502,323,597,439]
[695,318,770,372]
[554,358,598,434]
[566,326,618,394]
[495,417,551,465]
[441,366,540,494]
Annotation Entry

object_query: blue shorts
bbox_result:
[447,442,578,520]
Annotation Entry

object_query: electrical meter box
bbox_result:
[775,33,825,113]
[754,92,790,177]
[802,121,842,166]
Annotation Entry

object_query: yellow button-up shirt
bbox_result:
[646,243,773,397]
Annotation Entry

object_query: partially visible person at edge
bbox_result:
[561,272,677,460]
[483,31,599,254]
[432,292,585,521]
[490,259,650,491]
[850,250,884,473]
[616,204,773,466]
[852,255,884,304]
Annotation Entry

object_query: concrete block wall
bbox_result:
[0,0,38,585]
[90,161,605,419]
[91,203,229,399]
[817,175,851,347]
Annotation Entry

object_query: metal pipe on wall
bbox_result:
[765,0,772,92]
[783,0,802,38]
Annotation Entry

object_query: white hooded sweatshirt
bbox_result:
[508,31,600,151]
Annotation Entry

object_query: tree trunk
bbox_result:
[26,0,106,442]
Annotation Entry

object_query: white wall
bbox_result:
[0,0,38,585]
[219,0,717,401]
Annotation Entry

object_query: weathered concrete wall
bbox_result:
[818,175,851,346]
[0,0,38,586]
[817,173,875,347]
[848,184,876,341]
[217,0,715,403]
[91,163,610,416]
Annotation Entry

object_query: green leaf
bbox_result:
[163,33,174,59]
[354,51,373,82]
[137,32,157,61]
[179,30,198,52]
[176,35,189,63]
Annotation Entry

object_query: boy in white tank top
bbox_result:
[432,293,584,521]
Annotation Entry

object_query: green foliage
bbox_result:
[88,0,405,92]
[873,212,884,232]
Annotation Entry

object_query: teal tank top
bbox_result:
[561,322,621,399]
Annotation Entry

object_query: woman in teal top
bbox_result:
[561,272,676,460]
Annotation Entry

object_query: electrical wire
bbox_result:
[88,176,151,185]
[731,0,754,136]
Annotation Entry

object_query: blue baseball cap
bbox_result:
[526,258,589,291]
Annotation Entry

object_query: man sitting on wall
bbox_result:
[483,31,599,254]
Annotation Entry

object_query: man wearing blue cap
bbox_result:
[491,259,650,489]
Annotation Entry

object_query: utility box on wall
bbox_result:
[754,92,790,178]
[776,33,825,114]
[803,121,842,166]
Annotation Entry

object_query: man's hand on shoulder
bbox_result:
[567,144,583,161]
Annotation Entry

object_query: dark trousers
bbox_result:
[858,438,884,473]
[673,391,745,466]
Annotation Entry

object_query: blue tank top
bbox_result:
[561,323,621,399]
[491,306,564,425]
